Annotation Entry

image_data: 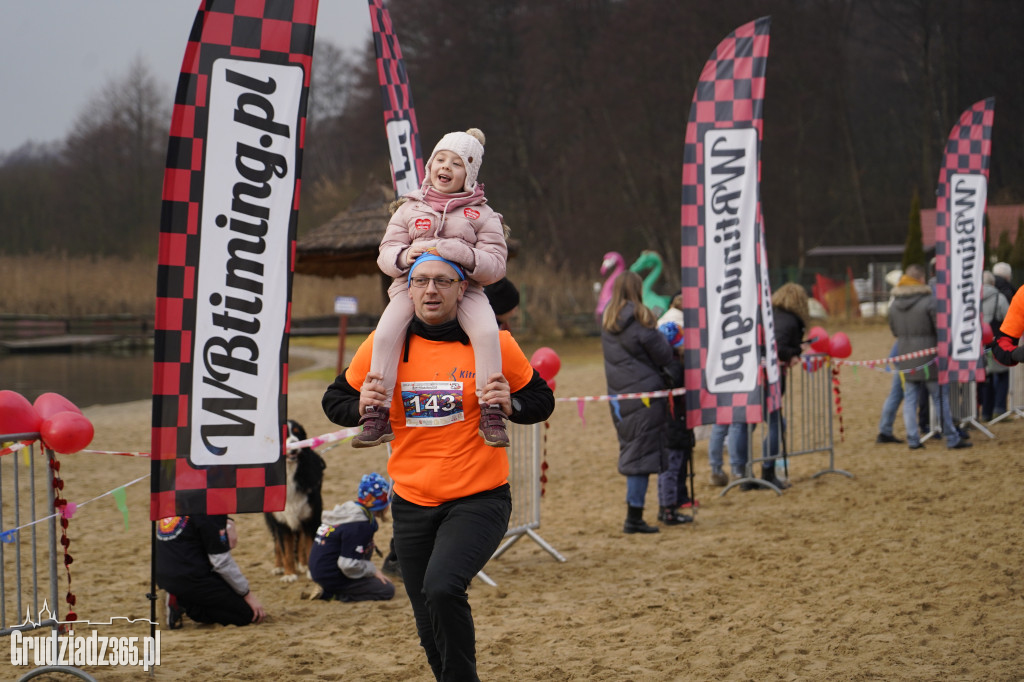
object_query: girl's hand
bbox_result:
[403,241,438,268]
[359,372,388,414]
[401,242,425,266]
[481,373,512,416]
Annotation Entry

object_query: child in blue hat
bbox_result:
[307,473,395,602]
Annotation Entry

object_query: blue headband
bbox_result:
[408,253,466,284]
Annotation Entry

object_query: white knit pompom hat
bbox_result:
[425,128,486,192]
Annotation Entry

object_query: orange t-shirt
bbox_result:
[345,330,535,506]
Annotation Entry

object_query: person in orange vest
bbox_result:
[322,253,554,681]
[991,273,1024,368]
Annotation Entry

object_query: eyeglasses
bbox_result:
[410,276,458,289]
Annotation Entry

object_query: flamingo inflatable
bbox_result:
[629,250,672,316]
[595,251,625,319]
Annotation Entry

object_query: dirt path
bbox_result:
[3,322,1022,680]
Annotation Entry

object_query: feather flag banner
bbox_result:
[150,0,319,520]
[368,0,424,196]
[679,17,772,427]
[934,98,995,385]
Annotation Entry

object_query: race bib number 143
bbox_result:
[400,381,465,427]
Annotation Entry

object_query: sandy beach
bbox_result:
[2,322,1022,681]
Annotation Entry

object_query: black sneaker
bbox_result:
[876,433,904,444]
[949,439,973,450]
[908,443,925,450]
[658,507,693,525]
[382,556,402,578]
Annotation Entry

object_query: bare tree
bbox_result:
[60,57,167,256]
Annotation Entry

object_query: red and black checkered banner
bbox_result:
[680,16,772,428]
[934,98,994,385]
[150,0,319,520]
[368,0,424,197]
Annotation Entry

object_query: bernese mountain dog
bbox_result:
[265,419,326,582]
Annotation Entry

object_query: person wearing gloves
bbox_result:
[357,127,510,450]
[307,473,395,603]
[991,270,1024,368]
[156,515,266,628]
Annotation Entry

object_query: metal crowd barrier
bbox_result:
[476,422,565,587]
[991,361,1024,423]
[722,354,851,496]
[944,380,994,438]
[1,435,59,638]
[922,375,1013,442]
[1,432,96,680]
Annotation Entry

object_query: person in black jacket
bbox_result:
[762,283,811,489]
[156,515,267,628]
[601,271,674,533]
[381,275,523,579]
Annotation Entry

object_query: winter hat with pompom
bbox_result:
[357,472,391,512]
[426,128,486,192]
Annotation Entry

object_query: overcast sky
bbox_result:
[0,1,371,155]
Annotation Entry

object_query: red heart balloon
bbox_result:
[545,378,556,392]
[807,326,831,353]
[40,412,94,455]
[0,390,42,437]
[530,347,561,381]
[828,332,853,359]
[34,393,82,421]
[981,321,994,346]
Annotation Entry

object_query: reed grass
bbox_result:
[1,253,157,316]
[0,254,602,337]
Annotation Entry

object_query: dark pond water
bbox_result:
[0,350,153,408]
[0,345,327,409]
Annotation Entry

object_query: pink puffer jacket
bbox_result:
[377,190,507,287]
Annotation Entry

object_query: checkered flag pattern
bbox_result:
[369,0,424,196]
[680,17,772,427]
[151,0,319,521]
[934,98,994,385]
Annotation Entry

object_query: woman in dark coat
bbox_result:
[763,282,810,488]
[601,271,674,533]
